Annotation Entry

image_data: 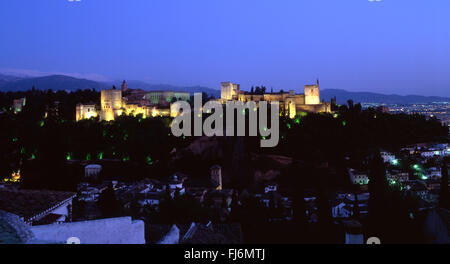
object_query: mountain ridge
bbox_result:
[321,89,450,104]
[0,74,448,104]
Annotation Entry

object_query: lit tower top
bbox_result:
[304,79,320,105]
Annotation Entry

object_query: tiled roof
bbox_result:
[181,223,243,244]
[0,189,76,222]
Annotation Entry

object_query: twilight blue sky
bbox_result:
[0,0,449,96]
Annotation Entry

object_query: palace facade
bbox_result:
[220,80,331,118]
[76,81,189,121]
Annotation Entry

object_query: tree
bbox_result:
[98,183,121,218]
[347,99,354,110]
[439,158,449,210]
[255,86,261,94]
[367,151,389,237]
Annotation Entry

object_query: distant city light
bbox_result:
[391,159,399,165]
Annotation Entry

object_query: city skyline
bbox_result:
[1,0,449,97]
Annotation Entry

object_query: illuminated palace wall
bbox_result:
[228,80,331,118]
[76,87,174,122]
[75,104,98,121]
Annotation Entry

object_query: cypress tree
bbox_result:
[439,158,449,210]
[367,151,389,237]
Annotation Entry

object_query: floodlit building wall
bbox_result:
[221,82,240,101]
[304,81,320,105]
[75,104,98,121]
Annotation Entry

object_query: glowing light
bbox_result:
[391,159,399,165]
[151,108,158,117]
[413,164,419,170]
[31,153,36,160]
[5,170,21,183]
[86,153,91,161]
[289,103,296,119]
[146,155,153,165]
[66,152,72,161]
[122,156,130,162]
[342,121,347,126]
[98,152,103,160]
[294,118,300,124]
[287,123,291,129]
[39,120,45,127]
[12,137,18,142]
[333,113,339,118]
[11,171,20,182]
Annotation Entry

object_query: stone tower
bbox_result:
[210,165,222,190]
[220,82,240,101]
[100,88,123,121]
[304,79,320,105]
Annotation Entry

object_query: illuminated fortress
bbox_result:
[76,81,188,121]
[76,80,331,121]
[221,80,331,118]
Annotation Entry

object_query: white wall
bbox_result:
[30,216,145,244]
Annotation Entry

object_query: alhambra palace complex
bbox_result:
[220,80,331,118]
[76,80,331,121]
